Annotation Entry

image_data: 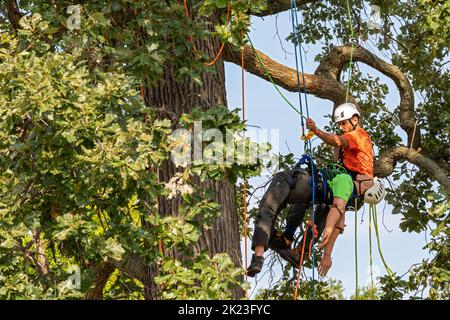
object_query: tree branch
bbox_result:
[36,238,50,276]
[253,0,316,16]
[316,44,420,149]
[5,0,22,30]
[375,146,450,197]
[85,262,116,300]
[224,44,351,105]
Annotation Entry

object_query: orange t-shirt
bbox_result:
[342,127,374,177]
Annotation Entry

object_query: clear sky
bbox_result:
[224,10,431,299]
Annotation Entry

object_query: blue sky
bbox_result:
[224,11,431,299]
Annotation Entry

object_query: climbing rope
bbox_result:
[247,37,306,120]
[354,199,359,298]
[293,220,317,300]
[241,32,249,299]
[341,0,360,298]
[369,201,374,288]
[183,0,231,66]
[294,225,309,300]
[289,1,306,136]
[344,0,355,102]
[371,204,394,276]
[289,0,318,300]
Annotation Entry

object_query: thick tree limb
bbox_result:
[85,263,116,300]
[253,0,316,16]
[4,0,22,30]
[224,44,351,104]
[317,44,420,149]
[375,146,450,197]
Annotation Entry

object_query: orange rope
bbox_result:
[308,222,318,258]
[205,1,231,66]
[183,0,231,66]
[294,226,308,300]
[159,240,164,255]
[294,221,318,300]
[183,0,190,17]
[241,34,248,299]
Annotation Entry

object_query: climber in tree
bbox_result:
[247,103,385,277]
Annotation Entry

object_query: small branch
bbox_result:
[24,229,42,251]
[274,14,293,59]
[5,0,22,30]
[15,231,50,277]
[253,0,316,17]
[84,262,116,300]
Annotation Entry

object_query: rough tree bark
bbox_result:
[85,263,116,300]
[141,11,243,300]
[4,0,22,30]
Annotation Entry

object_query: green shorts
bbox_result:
[328,173,354,202]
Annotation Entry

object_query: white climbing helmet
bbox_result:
[363,177,385,204]
[334,102,360,123]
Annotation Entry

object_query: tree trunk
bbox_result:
[85,263,116,300]
[142,12,243,300]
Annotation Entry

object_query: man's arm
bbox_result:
[314,129,349,148]
[333,146,341,162]
[324,214,345,255]
[317,223,342,277]
[306,118,349,148]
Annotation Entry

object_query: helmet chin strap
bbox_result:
[350,118,358,131]
[356,178,374,196]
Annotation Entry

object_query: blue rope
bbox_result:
[292,1,310,120]
[289,0,306,136]
[289,0,317,300]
